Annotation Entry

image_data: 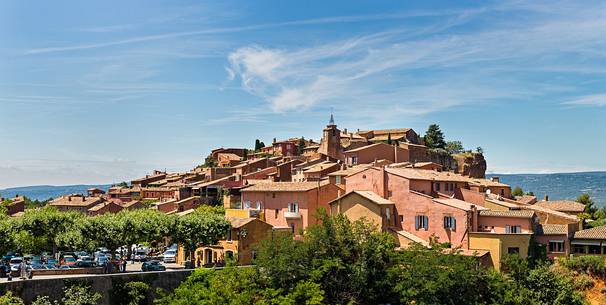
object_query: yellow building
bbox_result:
[329,190,396,231]
[468,232,533,271]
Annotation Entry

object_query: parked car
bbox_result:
[9,257,23,273]
[0,265,9,277]
[46,258,58,266]
[141,260,166,272]
[163,250,177,263]
[62,255,77,266]
[94,254,109,266]
[132,250,148,262]
[76,257,97,268]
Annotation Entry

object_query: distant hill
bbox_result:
[0,184,112,201]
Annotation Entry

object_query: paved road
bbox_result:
[0,262,185,282]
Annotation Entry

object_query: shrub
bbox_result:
[573,274,595,290]
[560,256,606,278]
[0,292,24,305]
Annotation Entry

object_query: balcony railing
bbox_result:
[284,211,301,219]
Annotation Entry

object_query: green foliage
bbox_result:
[172,210,230,262]
[476,146,484,154]
[115,181,129,188]
[0,291,25,305]
[512,186,524,197]
[386,133,392,144]
[203,155,218,168]
[61,285,102,305]
[254,139,266,152]
[31,296,52,305]
[577,193,598,217]
[445,140,464,154]
[0,217,15,255]
[423,124,446,149]
[297,137,305,155]
[559,255,606,278]
[573,274,595,291]
[112,281,150,305]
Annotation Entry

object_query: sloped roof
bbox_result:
[385,167,470,182]
[228,217,257,228]
[535,200,585,213]
[536,224,568,235]
[392,229,430,247]
[49,195,103,207]
[241,180,329,192]
[433,198,486,212]
[573,226,606,240]
[479,210,535,218]
[328,164,372,177]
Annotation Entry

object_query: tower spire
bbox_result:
[329,108,335,125]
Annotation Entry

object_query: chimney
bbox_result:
[394,144,398,163]
[382,166,388,199]
[68,196,72,202]
[343,128,348,134]
[491,176,500,183]
[544,195,549,201]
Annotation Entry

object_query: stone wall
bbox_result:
[0,270,193,304]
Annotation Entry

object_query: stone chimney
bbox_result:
[491,176,500,183]
[343,128,348,134]
[544,195,549,201]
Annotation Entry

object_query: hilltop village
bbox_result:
[2,116,602,270]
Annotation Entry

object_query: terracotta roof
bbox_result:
[241,180,329,192]
[218,153,242,160]
[479,210,535,218]
[303,161,338,173]
[328,165,372,177]
[49,195,103,207]
[535,200,585,213]
[392,229,429,247]
[358,128,412,136]
[228,217,256,228]
[385,167,471,182]
[520,204,579,222]
[574,226,606,240]
[536,224,568,235]
[330,190,394,206]
[515,195,537,205]
[88,202,120,212]
[485,198,521,209]
[433,198,485,212]
[468,178,510,188]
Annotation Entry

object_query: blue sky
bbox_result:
[1,0,606,188]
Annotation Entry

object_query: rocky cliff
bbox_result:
[427,150,486,178]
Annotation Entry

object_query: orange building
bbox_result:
[240,181,340,235]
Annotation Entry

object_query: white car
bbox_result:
[9,257,23,273]
[132,250,148,262]
[163,250,177,263]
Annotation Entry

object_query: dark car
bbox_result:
[141,261,166,272]
[0,265,9,277]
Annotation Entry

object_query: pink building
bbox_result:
[240,181,339,235]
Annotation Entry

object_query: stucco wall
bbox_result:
[0,270,193,305]
[469,233,532,271]
[477,216,533,233]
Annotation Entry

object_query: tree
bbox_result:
[577,193,597,217]
[115,181,129,188]
[0,291,24,305]
[512,186,524,197]
[203,155,217,168]
[423,124,446,149]
[14,207,84,254]
[0,217,15,255]
[297,137,306,155]
[445,141,464,154]
[172,210,230,264]
[387,133,392,145]
[476,146,484,154]
[254,139,266,152]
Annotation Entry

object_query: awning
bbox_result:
[571,240,602,246]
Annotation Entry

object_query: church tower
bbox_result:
[318,113,343,160]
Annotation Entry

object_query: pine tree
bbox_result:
[424,124,446,149]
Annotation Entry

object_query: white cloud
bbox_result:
[563,93,606,107]
[227,1,606,115]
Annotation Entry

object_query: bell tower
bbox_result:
[318,113,343,160]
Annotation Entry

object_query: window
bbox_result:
[288,202,299,213]
[244,201,252,209]
[387,190,393,197]
[435,182,441,191]
[415,215,429,231]
[549,240,565,253]
[275,209,279,218]
[505,225,522,233]
[399,215,404,223]
[290,223,296,233]
[508,247,520,254]
[351,156,358,165]
[255,201,262,209]
[335,176,342,185]
[443,216,456,231]
[385,207,391,224]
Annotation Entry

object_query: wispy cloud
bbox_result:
[226,1,606,116]
[563,93,606,107]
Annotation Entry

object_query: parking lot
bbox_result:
[0,262,184,282]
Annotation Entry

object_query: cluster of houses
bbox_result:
[3,115,604,270]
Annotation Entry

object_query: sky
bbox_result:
[1,0,606,189]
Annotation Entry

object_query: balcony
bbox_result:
[284,211,301,219]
